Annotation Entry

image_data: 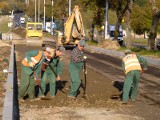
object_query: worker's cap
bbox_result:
[44,47,52,53]
[125,49,132,54]
[79,39,86,47]
[58,46,66,53]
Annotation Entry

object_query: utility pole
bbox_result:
[25,0,29,4]
[105,0,109,39]
[51,0,54,35]
[44,0,46,30]
[69,0,71,16]
[35,0,37,22]
[38,0,40,22]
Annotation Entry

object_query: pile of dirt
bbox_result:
[98,40,120,50]
[12,27,26,38]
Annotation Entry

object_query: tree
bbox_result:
[0,1,9,15]
[148,0,160,50]
[130,4,152,37]
[109,0,134,48]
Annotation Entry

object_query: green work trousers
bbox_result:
[122,70,140,102]
[68,62,83,97]
[18,69,35,99]
[39,71,56,97]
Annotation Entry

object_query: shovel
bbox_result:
[34,72,52,100]
[82,59,88,99]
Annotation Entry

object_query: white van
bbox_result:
[20,17,25,24]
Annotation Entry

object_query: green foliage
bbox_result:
[78,0,105,27]
[86,40,98,46]
[0,1,10,15]
[130,4,152,35]
[156,0,160,9]
[108,10,117,24]
[0,16,9,33]
[134,0,147,7]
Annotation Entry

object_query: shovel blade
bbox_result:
[41,97,52,100]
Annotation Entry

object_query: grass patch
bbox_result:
[118,46,160,58]
[0,16,10,33]
[86,40,98,46]
[124,38,148,46]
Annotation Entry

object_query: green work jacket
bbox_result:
[22,50,45,76]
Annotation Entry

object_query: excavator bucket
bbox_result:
[26,22,43,47]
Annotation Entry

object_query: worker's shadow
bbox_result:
[113,81,124,92]
[35,80,68,97]
[55,80,68,94]
[111,81,124,99]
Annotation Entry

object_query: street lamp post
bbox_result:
[38,0,40,22]
[105,0,109,39]
[35,0,37,22]
[44,0,46,30]
[51,0,54,35]
[69,0,71,16]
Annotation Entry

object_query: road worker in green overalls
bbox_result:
[18,47,52,101]
[122,49,148,104]
[68,39,86,99]
[38,46,66,98]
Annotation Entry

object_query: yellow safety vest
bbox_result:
[123,54,142,74]
[22,51,43,67]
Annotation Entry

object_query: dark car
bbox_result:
[157,40,160,50]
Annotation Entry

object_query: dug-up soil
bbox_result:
[98,39,120,50]
[12,27,26,38]
[0,41,11,118]
[15,44,145,120]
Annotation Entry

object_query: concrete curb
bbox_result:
[2,43,19,120]
[85,46,160,68]
[2,43,14,120]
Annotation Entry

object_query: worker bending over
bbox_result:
[39,46,66,98]
[18,47,52,101]
[122,49,148,104]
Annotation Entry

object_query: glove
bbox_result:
[33,72,39,80]
[83,68,87,74]
[143,68,147,71]
[83,56,87,60]
[36,80,41,86]
[33,72,41,85]
[56,75,61,81]
[29,62,35,67]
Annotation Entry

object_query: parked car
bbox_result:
[157,39,160,50]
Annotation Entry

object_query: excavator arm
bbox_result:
[63,5,85,44]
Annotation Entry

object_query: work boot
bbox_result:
[39,95,45,98]
[67,95,76,100]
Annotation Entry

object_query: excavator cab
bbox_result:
[26,22,43,46]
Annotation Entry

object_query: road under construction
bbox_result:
[8,37,160,120]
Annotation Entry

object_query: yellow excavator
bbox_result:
[26,22,43,46]
[56,5,85,47]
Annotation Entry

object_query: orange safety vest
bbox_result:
[123,54,142,74]
[22,51,43,67]
[41,49,55,71]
